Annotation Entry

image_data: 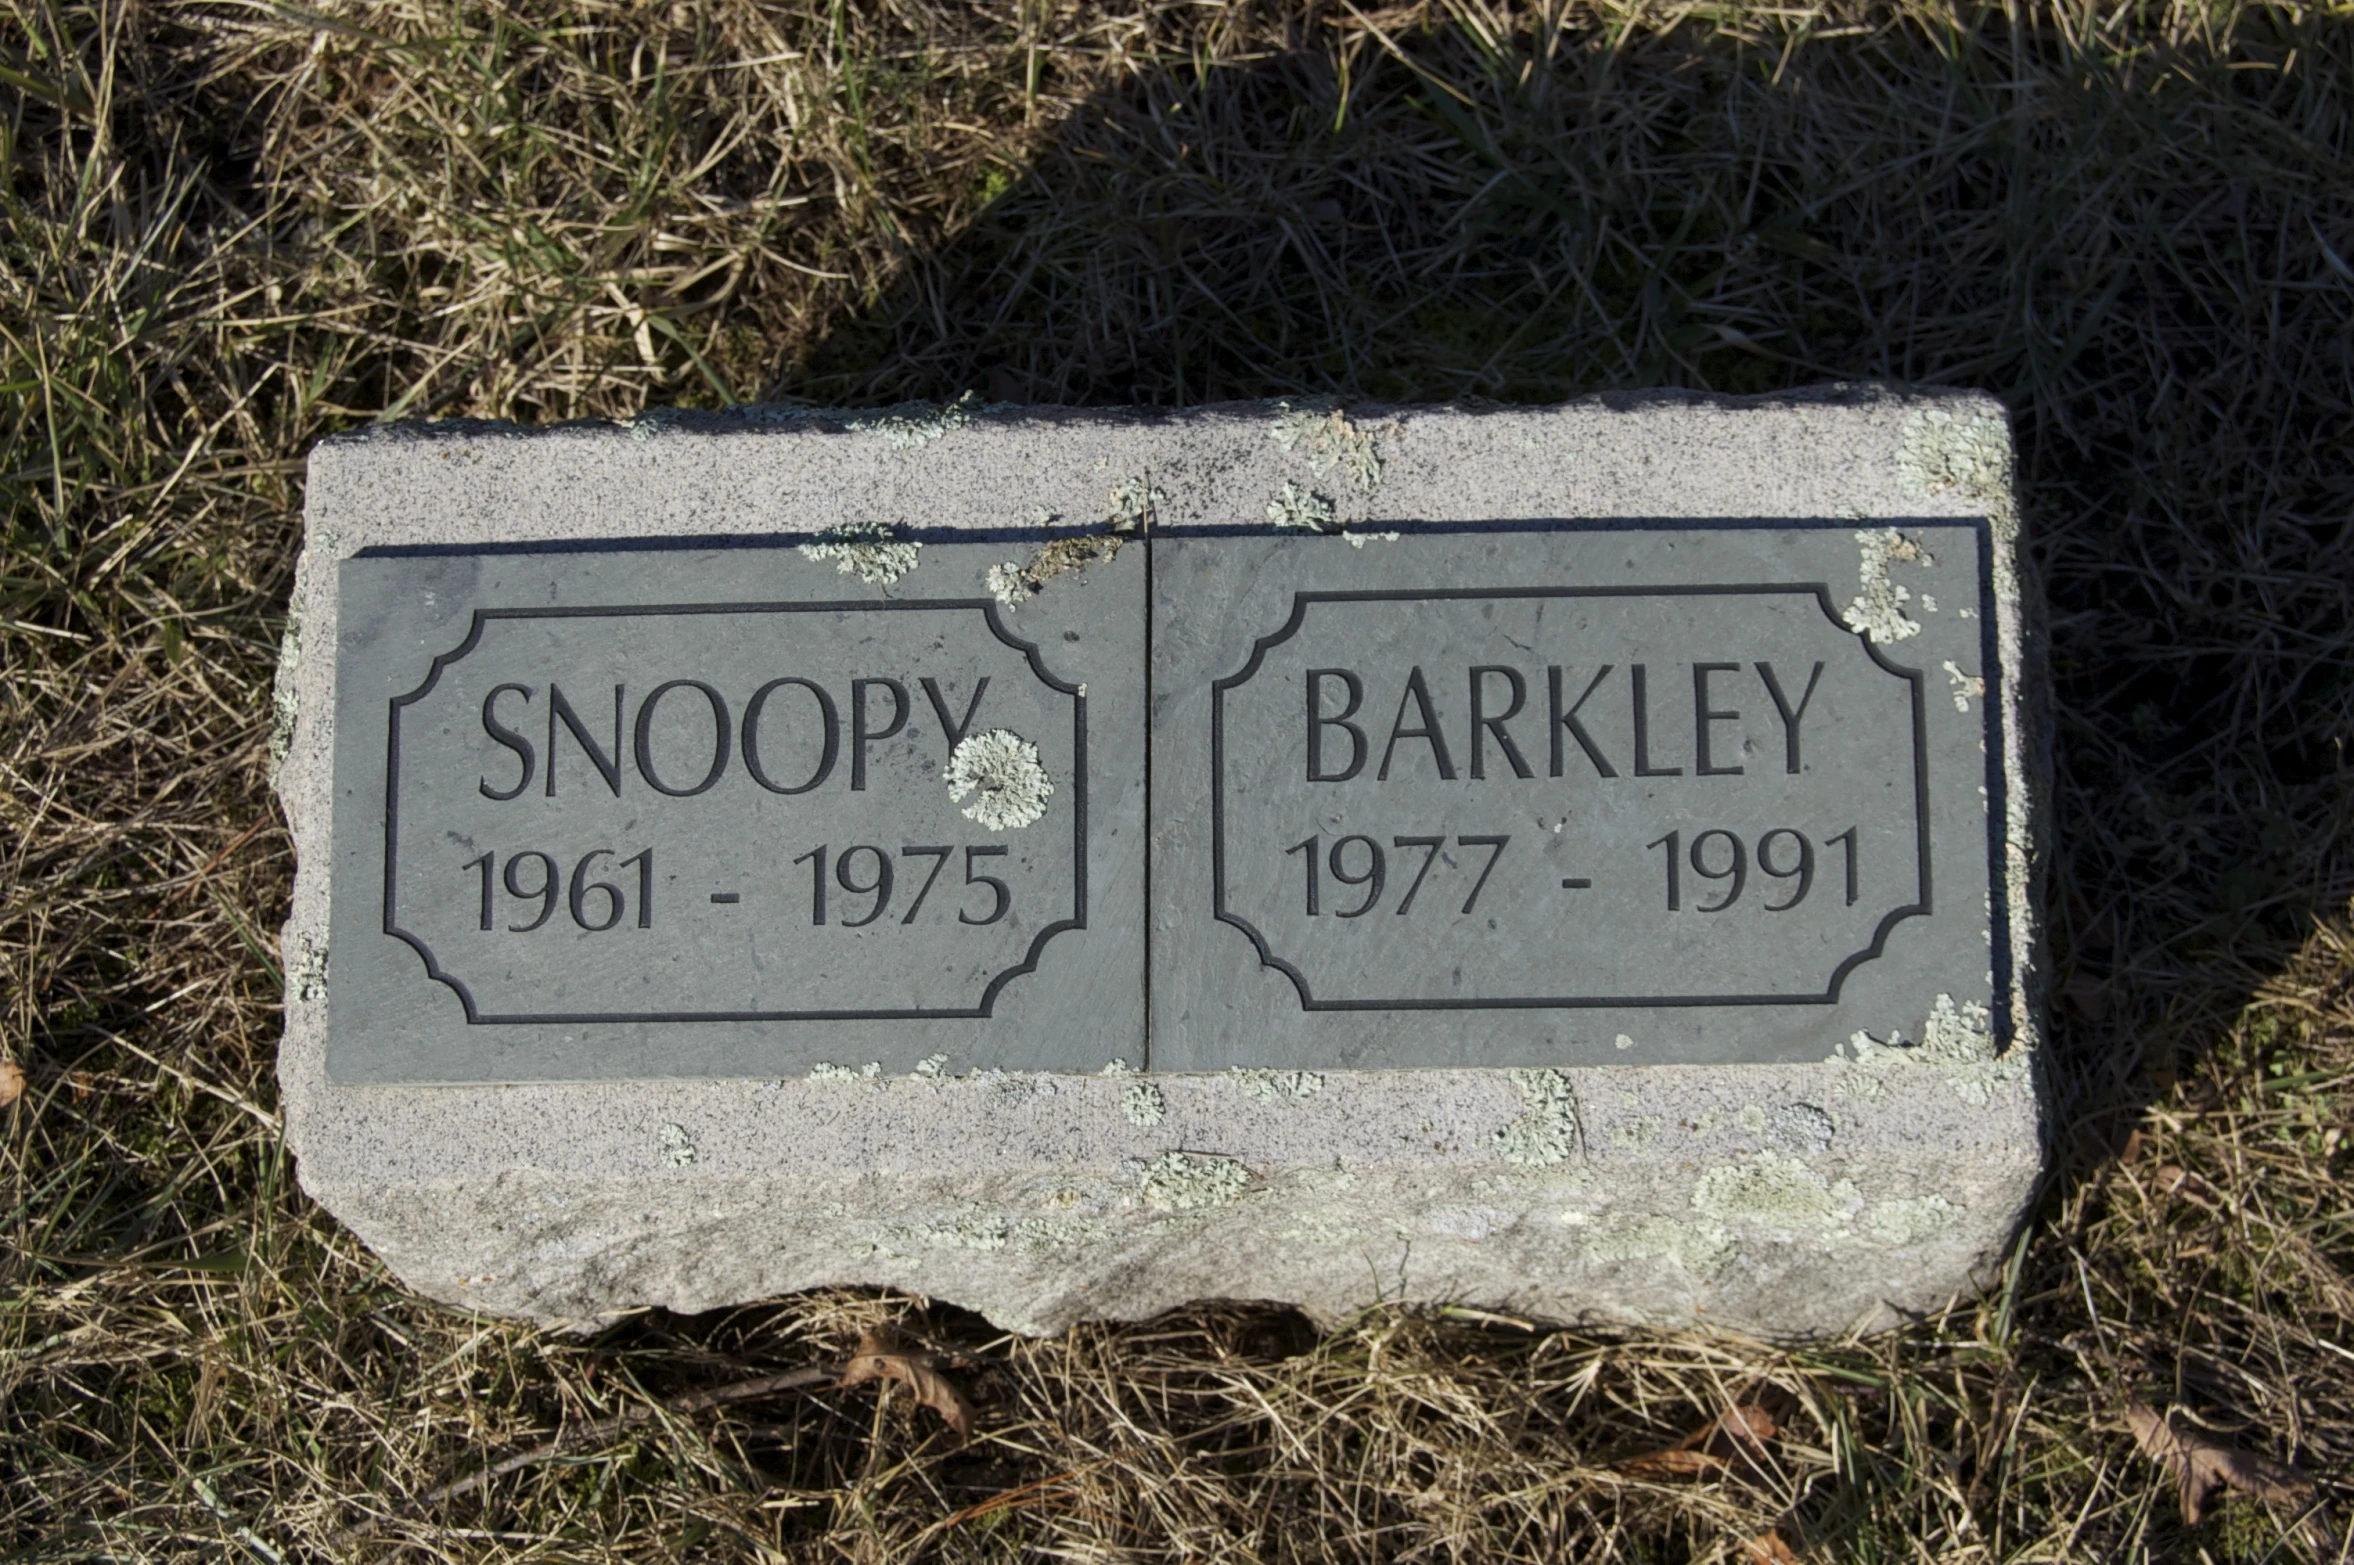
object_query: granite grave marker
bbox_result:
[276,392,2047,1336]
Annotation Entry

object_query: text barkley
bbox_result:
[1299,660,1827,782]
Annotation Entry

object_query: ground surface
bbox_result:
[2,0,2350,1559]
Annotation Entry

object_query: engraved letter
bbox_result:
[1548,665,1618,778]
[634,679,731,798]
[742,677,838,794]
[922,676,989,752]
[1305,668,1367,783]
[1469,665,1533,780]
[1377,666,1457,781]
[850,677,909,791]
[1756,660,1826,775]
[1692,662,1744,777]
[547,682,624,797]
[1631,663,1683,777]
[479,682,536,800]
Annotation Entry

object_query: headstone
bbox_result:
[276,392,2047,1336]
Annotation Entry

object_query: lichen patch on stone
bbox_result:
[1691,1150,1861,1229]
[656,1123,697,1168]
[1842,527,1933,643]
[1122,1081,1168,1127]
[1106,476,1162,532]
[1898,408,2012,506]
[1581,1215,1735,1277]
[1922,993,1996,1061]
[268,605,303,784]
[1868,1193,1959,1245]
[1943,660,1985,712]
[1136,1151,1251,1212]
[809,1061,882,1082]
[1266,480,1338,533]
[1229,1068,1325,1105]
[847,392,978,450]
[944,729,1053,830]
[798,521,920,586]
[1270,402,1387,493]
[986,531,1126,611]
[1493,1069,1579,1167]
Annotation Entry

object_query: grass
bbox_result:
[2,0,2351,1556]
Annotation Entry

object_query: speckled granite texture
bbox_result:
[275,390,2049,1336]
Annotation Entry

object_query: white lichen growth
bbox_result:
[1922,993,1996,1061]
[1765,1102,1836,1155]
[847,391,978,450]
[944,728,1053,830]
[267,606,302,783]
[1136,1151,1251,1212]
[809,1061,882,1082]
[1898,409,2012,508]
[1266,480,1337,533]
[1613,1033,1636,1051]
[914,1054,949,1078]
[656,1123,697,1168]
[1343,529,1399,548]
[798,521,921,586]
[1106,476,1162,532]
[1099,1058,1139,1076]
[1582,1215,1736,1276]
[1842,527,1934,643]
[1492,1068,1578,1167]
[287,936,328,1006]
[1271,402,1386,493]
[1228,1068,1325,1105]
[1691,1150,1862,1229]
[985,531,1127,611]
[1122,1080,1168,1127]
[1943,660,1985,712]
[1868,1193,1959,1246]
[986,561,1028,608]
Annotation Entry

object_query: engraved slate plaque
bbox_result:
[326,539,1144,1082]
[1149,522,2006,1070]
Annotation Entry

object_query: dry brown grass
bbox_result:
[2,0,2351,1558]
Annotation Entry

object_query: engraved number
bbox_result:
[1648,828,1851,912]
[1287,833,1510,918]
[794,845,1010,927]
[464,849,651,931]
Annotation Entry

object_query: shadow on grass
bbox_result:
[778,3,2354,1180]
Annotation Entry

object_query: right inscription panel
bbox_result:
[1151,523,2006,1071]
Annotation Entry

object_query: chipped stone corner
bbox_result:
[944,729,1053,831]
[798,521,920,586]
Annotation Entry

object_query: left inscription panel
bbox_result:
[326,541,1145,1083]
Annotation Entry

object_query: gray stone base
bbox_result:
[276,388,2048,1336]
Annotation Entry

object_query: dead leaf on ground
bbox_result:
[1739,1529,1802,1563]
[0,1061,21,1108]
[838,1330,973,1444]
[1616,1402,1779,1480]
[2124,1399,2315,1525]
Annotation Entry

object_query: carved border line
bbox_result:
[1208,583,1939,1011]
[383,599,1086,1024]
